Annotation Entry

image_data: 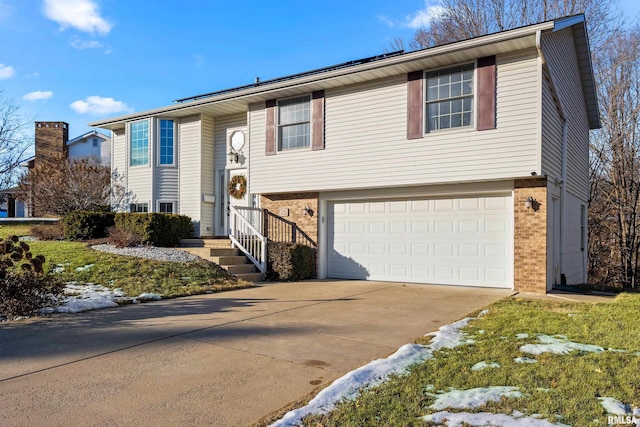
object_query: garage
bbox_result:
[327,195,513,288]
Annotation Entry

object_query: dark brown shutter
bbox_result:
[477,56,496,131]
[265,99,277,155]
[407,71,424,139]
[311,90,325,151]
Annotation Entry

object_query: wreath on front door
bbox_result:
[228,174,247,200]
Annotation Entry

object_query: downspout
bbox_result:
[537,29,568,285]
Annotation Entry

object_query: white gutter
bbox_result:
[536,29,568,285]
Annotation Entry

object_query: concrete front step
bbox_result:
[178,244,263,283]
[179,238,233,248]
[226,263,259,274]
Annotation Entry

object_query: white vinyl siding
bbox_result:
[541,29,590,200]
[178,115,203,236]
[249,50,540,194]
[111,128,127,211]
[540,71,563,179]
[201,115,215,236]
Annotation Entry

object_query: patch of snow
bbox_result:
[271,315,481,427]
[74,264,94,272]
[137,293,162,301]
[514,357,538,364]
[598,397,639,416]
[426,317,476,350]
[471,361,501,371]
[520,334,604,355]
[608,348,628,353]
[426,386,523,411]
[422,410,570,426]
[516,333,529,339]
[478,330,485,334]
[271,344,433,426]
[478,309,490,317]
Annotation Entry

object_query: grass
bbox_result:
[302,295,640,427]
[1,224,253,299]
[0,223,34,239]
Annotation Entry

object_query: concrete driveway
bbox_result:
[0,280,511,426]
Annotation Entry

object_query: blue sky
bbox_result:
[1,0,639,147]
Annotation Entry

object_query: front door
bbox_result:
[217,168,250,236]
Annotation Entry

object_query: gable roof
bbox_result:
[89,15,599,131]
[66,130,111,146]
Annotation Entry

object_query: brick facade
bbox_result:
[514,178,548,293]
[260,193,319,244]
[35,121,69,166]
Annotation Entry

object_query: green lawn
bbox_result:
[302,295,640,427]
[1,224,252,299]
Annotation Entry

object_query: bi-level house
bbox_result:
[89,15,599,293]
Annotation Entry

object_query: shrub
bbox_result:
[266,241,316,281]
[63,211,115,240]
[114,213,193,247]
[0,236,64,319]
[31,223,64,241]
[107,227,141,248]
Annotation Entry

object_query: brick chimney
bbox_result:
[34,121,69,165]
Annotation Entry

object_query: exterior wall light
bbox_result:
[303,206,314,216]
[524,196,536,209]
[227,150,239,163]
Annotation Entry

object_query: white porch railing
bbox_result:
[229,206,267,273]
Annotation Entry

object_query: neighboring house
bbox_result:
[89,15,599,294]
[4,122,111,217]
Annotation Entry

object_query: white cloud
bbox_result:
[43,0,112,35]
[378,1,447,29]
[0,64,15,79]
[70,96,132,115]
[406,3,446,29]
[70,37,102,49]
[22,91,54,101]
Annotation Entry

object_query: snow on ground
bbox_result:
[471,361,501,371]
[422,411,571,427]
[270,314,482,427]
[514,357,538,364]
[599,397,640,416]
[426,386,523,411]
[74,264,94,272]
[40,283,163,314]
[519,334,605,355]
[516,333,529,339]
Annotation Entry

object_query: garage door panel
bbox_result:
[327,196,512,288]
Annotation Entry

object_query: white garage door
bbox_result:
[327,195,513,288]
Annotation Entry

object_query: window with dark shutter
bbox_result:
[265,100,277,155]
[311,90,325,150]
[477,56,496,131]
[407,71,424,139]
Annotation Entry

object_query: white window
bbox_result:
[426,65,474,132]
[158,119,175,166]
[130,203,148,213]
[158,202,174,214]
[130,120,149,166]
[278,96,310,150]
